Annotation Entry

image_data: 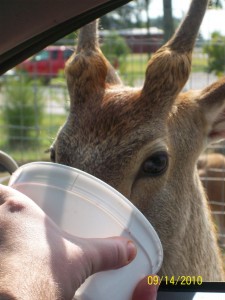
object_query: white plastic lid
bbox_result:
[9,162,163,300]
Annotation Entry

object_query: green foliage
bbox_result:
[203,32,225,76]
[208,0,223,8]
[101,32,130,73]
[100,0,153,29]
[100,2,136,29]
[2,74,44,148]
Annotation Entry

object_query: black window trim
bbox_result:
[0,0,131,75]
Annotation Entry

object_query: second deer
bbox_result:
[198,152,225,247]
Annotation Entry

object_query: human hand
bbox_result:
[0,184,158,299]
[132,276,159,300]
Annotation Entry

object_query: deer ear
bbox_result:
[198,78,225,143]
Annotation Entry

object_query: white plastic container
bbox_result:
[9,162,163,300]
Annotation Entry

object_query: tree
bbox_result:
[209,0,223,8]
[203,31,225,76]
[101,32,130,72]
[100,0,152,30]
[144,0,151,36]
[134,0,151,32]
[163,0,174,42]
[100,2,136,29]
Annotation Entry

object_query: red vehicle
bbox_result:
[17,45,73,82]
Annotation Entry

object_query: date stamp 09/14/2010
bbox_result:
[147,275,203,286]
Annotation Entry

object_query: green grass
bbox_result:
[118,53,147,86]
[191,53,208,72]
[0,113,67,165]
[125,53,149,73]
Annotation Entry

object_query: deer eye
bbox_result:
[50,147,56,162]
[141,151,168,177]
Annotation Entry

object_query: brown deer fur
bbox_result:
[51,0,225,281]
[198,153,225,245]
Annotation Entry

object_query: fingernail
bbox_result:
[127,241,137,262]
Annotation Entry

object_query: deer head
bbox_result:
[51,0,225,280]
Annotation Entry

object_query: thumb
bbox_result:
[82,237,137,274]
[66,235,137,288]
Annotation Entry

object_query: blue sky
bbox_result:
[149,0,225,39]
